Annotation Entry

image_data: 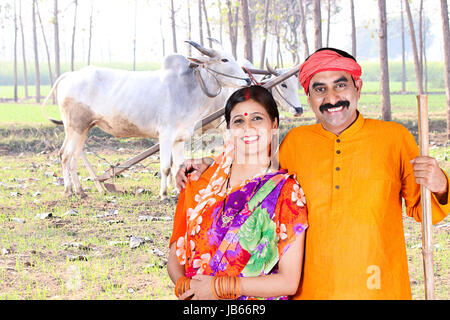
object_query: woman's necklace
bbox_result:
[220,160,272,228]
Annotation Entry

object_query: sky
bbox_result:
[0,0,446,65]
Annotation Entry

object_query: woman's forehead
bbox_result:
[231,100,268,116]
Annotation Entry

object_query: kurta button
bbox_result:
[336,139,341,143]
[336,150,341,154]
[336,167,340,171]
[335,185,340,189]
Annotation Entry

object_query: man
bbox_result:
[176,48,449,299]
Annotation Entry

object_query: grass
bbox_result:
[0,151,176,299]
[0,97,448,300]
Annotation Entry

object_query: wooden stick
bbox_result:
[96,144,160,182]
[80,151,105,193]
[417,94,435,300]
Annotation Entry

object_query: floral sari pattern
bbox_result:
[172,143,308,300]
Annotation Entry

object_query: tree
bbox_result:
[71,0,78,71]
[350,0,356,58]
[54,0,60,80]
[226,0,238,59]
[187,0,192,55]
[35,0,54,103]
[313,0,322,50]
[159,1,166,57]
[170,0,178,54]
[400,0,406,93]
[13,0,18,102]
[440,0,450,139]
[87,1,94,65]
[378,0,391,121]
[241,0,253,63]
[259,0,271,68]
[202,0,213,48]
[134,0,138,67]
[325,0,331,46]
[198,0,204,46]
[18,0,28,98]
[404,0,424,94]
[32,0,40,103]
[298,0,309,59]
[217,0,223,44]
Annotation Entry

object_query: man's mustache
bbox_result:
[319,100,350,113]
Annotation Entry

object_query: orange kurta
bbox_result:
[279,113,449,299]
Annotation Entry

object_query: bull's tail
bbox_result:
[41,73,70,126]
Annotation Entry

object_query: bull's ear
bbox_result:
[187,56,209,66]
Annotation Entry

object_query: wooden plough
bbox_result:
[83,64,302,194]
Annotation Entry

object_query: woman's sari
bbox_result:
[170,142,308,300]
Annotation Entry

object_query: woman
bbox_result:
[167,85,308,300]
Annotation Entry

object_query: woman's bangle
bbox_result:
[210,276,240,300]
[175,276,190,298]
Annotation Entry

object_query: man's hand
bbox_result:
[176,157,214,191]
[411,156,449,204]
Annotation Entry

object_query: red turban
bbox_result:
[299,50,362,95]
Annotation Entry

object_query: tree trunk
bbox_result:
[87,1,93,65]
[54,0,60,80]
[378,0,391,121]
[240,0,253,63]
[404,0,424,94]
[19,0,28,98]
[198,0,204,46]
[36,0,54,103]
[187,0,192,55]
[440,0,450,140]
[259,0,270,68]
[134,0,138,68]
[227,0,238,59]
[418,0,424,90]
[326,0,331,47]
[13,0,18,102]
[160,2,165,58]
[350,0,356,58]
[71,0,78,72]
[202,0,213,48]
[298,0,309,59]
[313,0,322,50]
[32,0,40,103]
[400,0,406,94]
[170,0,177,53]
[218,0,223,44]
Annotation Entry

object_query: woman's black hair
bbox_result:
[224,85,279,128]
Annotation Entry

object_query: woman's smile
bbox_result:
[242,135,260,144]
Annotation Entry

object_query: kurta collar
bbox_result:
[317,110,365,139]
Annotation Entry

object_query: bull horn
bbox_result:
[185,40,215,57]
[266,58,280,76]
[207,37,222,47]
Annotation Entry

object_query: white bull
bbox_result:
[42,41,250,199]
